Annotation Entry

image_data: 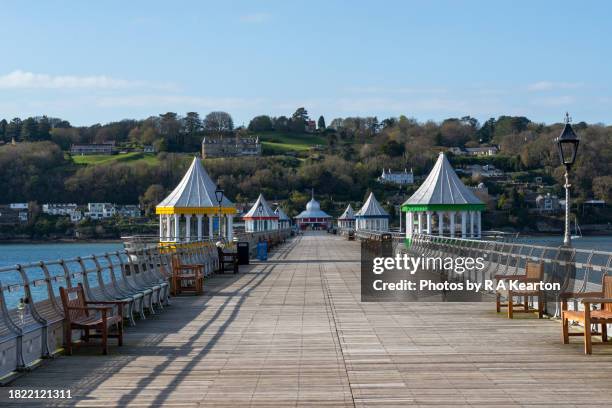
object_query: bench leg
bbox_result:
[118,321,123,347]
[562,316,569,344]
[102,324,108,355]
[584,311,592,355]
[524,296,529,312]
[537,295,544,319]
[64,323,73,356]
[508,293,513,319]
[602,323,608,343]
[495,293,500,313]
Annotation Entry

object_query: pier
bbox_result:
[3,232,612,406]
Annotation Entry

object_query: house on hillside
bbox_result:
[378,168,414,185]
[201,135,261,158]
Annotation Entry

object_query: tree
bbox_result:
[140,184,166,216]
[292,107,309,122]
[6,118,22,142]
[159,112,181,149]
[593,176,612,202]
[183,112,202,135]
[317,115,326,130]
[37,116,51,140]
[0,119,7,142]
[20,117,39,141]
[248,115,273,132]
[272,116,289,131]
[203,111,234,133]
[289,107,309,133]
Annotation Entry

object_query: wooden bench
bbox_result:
[217,247,238,274]
[496,261,544,319]
[59,283,125,355]
[561,275,612,354]
[171,254,204,296]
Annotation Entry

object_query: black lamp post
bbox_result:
[555,113,580,247]
[215,184,224,240]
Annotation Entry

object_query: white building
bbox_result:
[156,157,237,242]
[378,168,414,185]
[402,152,485,240]
[449,146,499,156]
[355,193,389,232]
[243,194,279,232]
[86,203,116,219]
[117,205,142,218]
[275,206,291,230]
[294,191,332,230]
[338,204,356,231]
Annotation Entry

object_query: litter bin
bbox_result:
[256,241,268,261]
[237,242,250,265]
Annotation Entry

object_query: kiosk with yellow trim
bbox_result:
[156,157,237,243]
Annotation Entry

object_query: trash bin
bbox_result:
[256,241,268,261]
[237,242,250,265]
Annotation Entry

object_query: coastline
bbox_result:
[0,238,123,244]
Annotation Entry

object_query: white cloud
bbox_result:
[0,70,174,90]
[239,12,271,24]
[530,95,575,106]
[526,81,582,92]
[95,94,265,110]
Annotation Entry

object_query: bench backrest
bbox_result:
[526,262,544,280]
[605,275,612,312]
[59,283,88,322]
[171,254,181,271]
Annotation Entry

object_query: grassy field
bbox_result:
[71,152,160,165]
[257,132,327,152]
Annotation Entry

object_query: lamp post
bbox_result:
[555,112,580,247]
[215,184,224,240]
[257,203,263,232]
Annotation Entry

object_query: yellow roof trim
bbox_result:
[155,206,238,215]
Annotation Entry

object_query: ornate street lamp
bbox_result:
[555,113,580,247]
[215,184,224,240]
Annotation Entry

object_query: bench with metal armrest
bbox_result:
[561,275,612,354]
[59,283,125,355]
[495,262,545,319]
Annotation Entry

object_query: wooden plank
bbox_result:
[1,233,612,407]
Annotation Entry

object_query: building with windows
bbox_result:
[86,203,116,219]
[201,135,261,158]
[117,205,142,218]
[402,152,485,242]
[243,194,278,232]
[275,206,291,230]
[294,191,332,230]
[355,193,389,232]
[378,168,414,185]
[337,204,356,231]
[70,144,114,155]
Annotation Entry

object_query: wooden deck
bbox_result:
[2,232,612,407]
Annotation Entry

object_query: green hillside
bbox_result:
[256,132,327,152]
[71,152,160,166]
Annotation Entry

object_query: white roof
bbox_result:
[355,193,388,218]
[243,194,278,219]
[403,153,482,206]
[295,193,332,219]
[338,204,355,220]
[274,206,290,221]
[157,157,234,208]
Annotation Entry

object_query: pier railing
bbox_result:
[0,240,219,384]
[355,231,612,316]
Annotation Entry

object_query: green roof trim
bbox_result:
[401,203,485,212]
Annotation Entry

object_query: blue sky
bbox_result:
[1,0,611,126]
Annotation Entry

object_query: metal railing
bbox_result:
[0,240,217,384]
[355,231,612,317]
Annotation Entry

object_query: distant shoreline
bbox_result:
[0,238,123,244]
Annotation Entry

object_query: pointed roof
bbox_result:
[403,153,482,207]
[243,194,278,219]
[355,193,389,218]
[338,204,355,220]
[274,206,290,221]
[157,157,234,209]
[295,190,331,219]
